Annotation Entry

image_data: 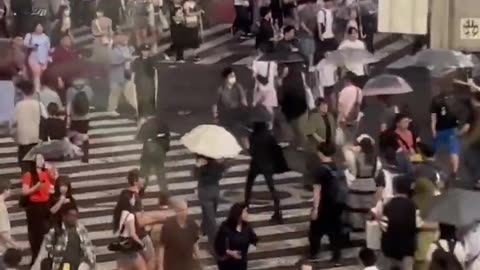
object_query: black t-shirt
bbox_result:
[381,196,418,259]
[310,161,337,210]
[430,95,459,131]
[160,216,199,270]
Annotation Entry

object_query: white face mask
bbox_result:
[228,77,236,85]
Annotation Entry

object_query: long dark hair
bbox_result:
[27,154,45,185]
[358,137,377,165]
[112,190,136,233]
[53,175,74,199]
[224,203,248,230]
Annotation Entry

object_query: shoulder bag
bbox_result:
[108,213,144,252]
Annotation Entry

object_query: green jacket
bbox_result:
[305,111,336,146]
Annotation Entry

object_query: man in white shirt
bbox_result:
[11,80,47,173]
[317,0,337,54]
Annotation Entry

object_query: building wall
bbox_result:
[377,0,429,35]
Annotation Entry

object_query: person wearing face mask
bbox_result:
[213,67,249,148]
[131,44,157,118]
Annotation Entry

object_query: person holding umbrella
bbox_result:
[181,124,242,256]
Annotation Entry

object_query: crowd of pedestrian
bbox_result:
[0,1,480,270]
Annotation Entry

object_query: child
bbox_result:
[2,248,22,269]
[359,247,379,270]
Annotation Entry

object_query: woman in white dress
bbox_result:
[338,26,366,76]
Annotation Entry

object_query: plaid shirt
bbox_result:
[44,223,96,270]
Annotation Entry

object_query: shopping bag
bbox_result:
[366,220,381,250]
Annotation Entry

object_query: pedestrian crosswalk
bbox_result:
[2,112,368,270]
[72,23,415,69]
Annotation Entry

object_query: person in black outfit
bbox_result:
[244,122,288,224]
[132,44,157,118]
[49,176,77,229]
[255,7,275,53]
[194,155,227,255]
[381,175,418,270]
[308,143,343,265]
[279,63,308,149]
[136,114,170,205]
[11,0,32,36]
[276,25,301,53]
[168,0,187,61]
[215,203,258,270]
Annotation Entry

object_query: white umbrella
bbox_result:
[181,125,242,159]
[363,74,413,96]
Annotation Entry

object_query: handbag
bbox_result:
[255,62,270,85]
[40,228,60,270]
[108,213,144,252]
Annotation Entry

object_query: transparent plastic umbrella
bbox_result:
[362,74,413,96]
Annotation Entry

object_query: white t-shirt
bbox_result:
[117,210,136,238]
[316,59,337,87]
[13,98,48,145]
[252,60,278,108]
[317,8,334,39]
[0,199,11,254]
[234,0,249,6]
[338,39,367,76]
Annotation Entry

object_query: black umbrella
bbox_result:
[426,188,480,227]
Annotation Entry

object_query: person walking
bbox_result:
[43,204,96,270]
[0,180,20,266]
[308,143,344,266]
[194,155,227,256]
[183,0,203,61]
[158,200,201,270]
[91,9,113,48]
[24,23,51,92]
[131,44,157,118]
[108,32,137,116]
[244,122,287,223]
[66,78,93,163]
[12,80,47,173]
[168,0,187,62]
[21,154,57,265]
[380,175,421,270]
[112,185,149,270]
[215,203,258,270]
[305,97,336,150]
[136,115,170,206]
[337,72,363,144]
[213,67,249,148]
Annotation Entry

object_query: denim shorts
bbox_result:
[433,128,460,155]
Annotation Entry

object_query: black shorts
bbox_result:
[70,120,89,134]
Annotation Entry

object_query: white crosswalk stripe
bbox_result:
[71,24,415,68]
[2,112,368,270]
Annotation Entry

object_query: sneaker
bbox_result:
[108,111,121,117]
[176,59,186,63]
[193,55,201,62]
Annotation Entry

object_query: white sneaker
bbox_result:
[108,111,120,117]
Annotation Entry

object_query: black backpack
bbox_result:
[72,91,90,116]
[428,240,463,270]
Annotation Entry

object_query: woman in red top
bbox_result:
[21,154,57,265]
[394,113,419,155]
